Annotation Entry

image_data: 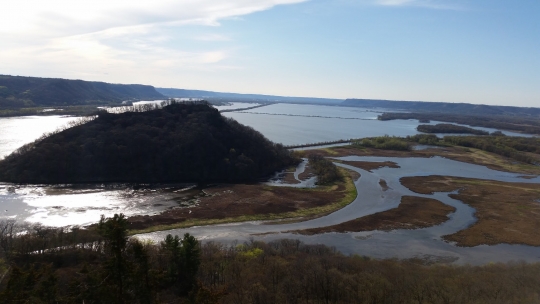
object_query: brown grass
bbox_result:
[401,176,540,246]
[292,196,455,235]
[303,145,540,175]
[128,168,357,234]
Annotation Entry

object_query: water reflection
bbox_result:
[1,104,539,263]
[223,104,530,146]
[0,183,200,227]
[0,116,78,159]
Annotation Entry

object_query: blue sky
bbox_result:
[1,0,539,106]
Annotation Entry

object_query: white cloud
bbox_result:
[0,0,306,83]
[0,1,306,37]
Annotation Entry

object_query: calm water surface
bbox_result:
[223,104,530,145]
[0,104,539,263]
[0,184,201,227]
[137,156,540,265]
[0,115,78,159]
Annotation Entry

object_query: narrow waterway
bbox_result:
[136,156,540,265]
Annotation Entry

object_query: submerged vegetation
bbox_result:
[0,102,299,184]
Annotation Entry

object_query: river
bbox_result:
[0,103,539,263]
[136,156,540,265]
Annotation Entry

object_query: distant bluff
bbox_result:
[0,102,299,184]
[0,75,164,108]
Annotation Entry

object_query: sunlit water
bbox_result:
[0,104,539,263]
[0,116,79,159]
[0,184,200,227]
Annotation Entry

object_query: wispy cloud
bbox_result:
[373,0,464,10]
[0,0,306,83]
[194,34,233,42]
[0,0,307,37]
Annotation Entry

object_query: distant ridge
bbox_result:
[343,98,540,116]
[156,87,343,105]
[0,75,164,108]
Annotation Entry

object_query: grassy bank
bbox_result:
[306,138,540,175]
[293,195,455,235]
[129,167,357,235]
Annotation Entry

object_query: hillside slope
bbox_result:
[0,102,298,183]
[0,75,164,108]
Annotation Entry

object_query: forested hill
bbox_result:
[0,102,298,184]
[343,98,540,116]
[0,75,164,108]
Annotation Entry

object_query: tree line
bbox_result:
[353,135,411,151]
[308,154,342,185]
[0,215,202,303]
[443,135,540,164]
[417,124,489,135]
[351,134,540,165]
[2,217,540,303]
[379,112,540,135]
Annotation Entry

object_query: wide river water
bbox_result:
[222,103,531,145]
[0,103,538,263]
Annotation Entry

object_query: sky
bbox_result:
[0,0,539,106]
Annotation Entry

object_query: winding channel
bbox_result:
[136,156,540,265]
